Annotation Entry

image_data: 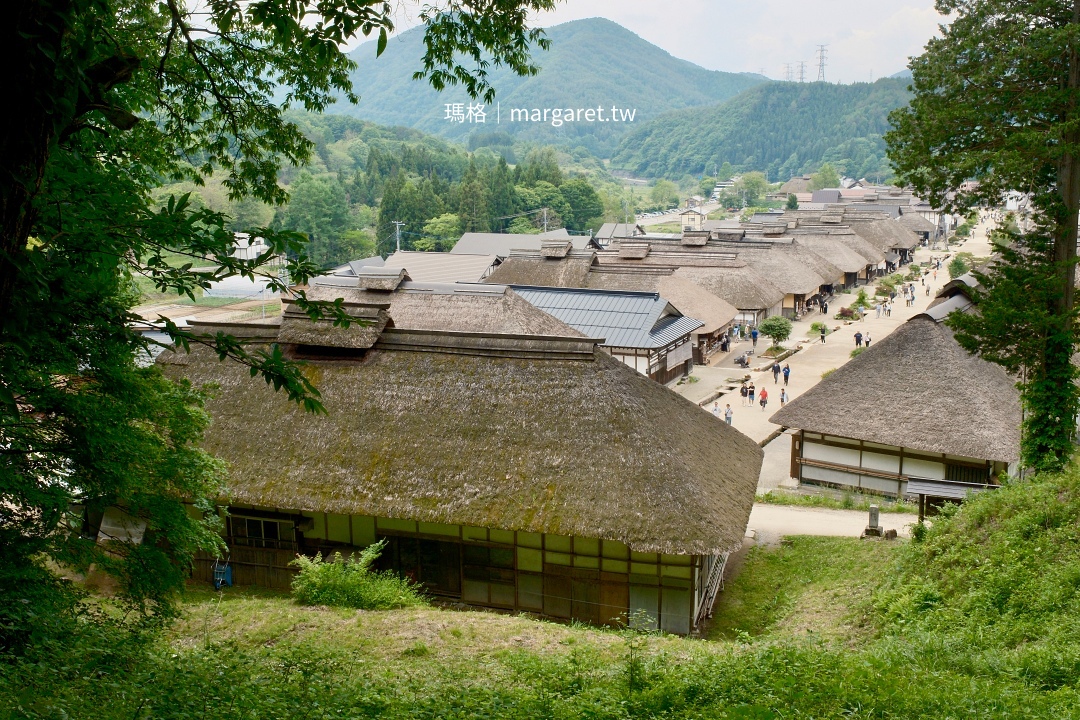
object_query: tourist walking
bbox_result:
[780,388,788,406]
[740,384,748,407]
[875,302,881,319]
[782,363,791,385]
[772,361,781,384]
[926,284,931,296]
[865,332,871,348]
[748,383,756,406]
[712,401,721,418]
[820,325,827,343]
[759,388,768,411]
[751,327,759,349]
[823,301,829,315]
[724,404,733,425]
[854,331,863,347]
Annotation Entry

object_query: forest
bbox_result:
[612,78,911,182]
[154,113,609,267]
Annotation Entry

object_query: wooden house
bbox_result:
[484,250,739,363]
[161,272,762,635]
[510,285,704,384]
[770,292,1020,515]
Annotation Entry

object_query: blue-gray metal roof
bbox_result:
[511,286,703,349]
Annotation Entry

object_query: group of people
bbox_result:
[854,331,871,348]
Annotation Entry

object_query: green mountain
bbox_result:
[611,78,912,181]
[335,18,766,156]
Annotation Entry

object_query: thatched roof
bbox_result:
[771,314,1020,462]
[384,251,498,283]
[722,245,831,295]
[790,233,871,273]
[897,212,937,233]
[844,216,920,252]
[485,252,595,288]
[485,253,738,334]
[306,278,582,338]
[451,230,587,258]
[161,331,762,556]
[673,265,785,311]
[589,273,738,335]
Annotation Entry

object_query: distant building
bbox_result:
[383,250,499,283]
[510,285,704,384]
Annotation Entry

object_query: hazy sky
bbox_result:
[383,0,945,82]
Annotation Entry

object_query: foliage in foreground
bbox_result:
[6,470,1080,717]
[876,464,1080,678]
[290,542,426,610]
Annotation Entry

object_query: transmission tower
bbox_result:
[816,45,828,82]
[783,63,794,82]
[797,61,806,83]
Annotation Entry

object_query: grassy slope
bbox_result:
[6,508,1080,717]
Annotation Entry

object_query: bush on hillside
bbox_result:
[291,541,426,610]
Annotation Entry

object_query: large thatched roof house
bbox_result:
[162,271,762,635]
[770,291,1020,514]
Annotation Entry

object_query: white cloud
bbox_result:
[531,0,944,79]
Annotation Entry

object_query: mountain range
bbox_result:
[611,78,912,181]
[334,18,766,156]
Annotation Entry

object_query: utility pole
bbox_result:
[542,208,548,232]
[392,220,404,252]
[816,45,828,82]
[783,63,793,82]
[797,61,806,83]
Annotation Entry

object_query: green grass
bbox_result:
[757,488,918,514]
[11,469,1080,717]
[708,536,894,643]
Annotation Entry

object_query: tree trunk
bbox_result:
[0,1,68,330]
[1037,0,1080,470]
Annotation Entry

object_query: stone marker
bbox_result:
[864,504,883,537]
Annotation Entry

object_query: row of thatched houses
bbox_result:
[484,208,921,363]
[161,269,763,634]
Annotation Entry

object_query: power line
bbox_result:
[816,45,828,82]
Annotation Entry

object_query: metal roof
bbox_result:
[451,229,588,257]
[907,478,996,500]
[383,251,498,283]
[511,286,702,349]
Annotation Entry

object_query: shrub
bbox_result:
[852,288,872,310]
[821,368,837,379]
[948,255,969,279]
[837,307,855,319]
[290,541,426,610]
[850,347,866,358]
[758,316,793,347]
[809,321,830,336]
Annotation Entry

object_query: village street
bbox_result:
[677,217,996,542]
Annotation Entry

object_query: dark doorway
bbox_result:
[376,535,462,597]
